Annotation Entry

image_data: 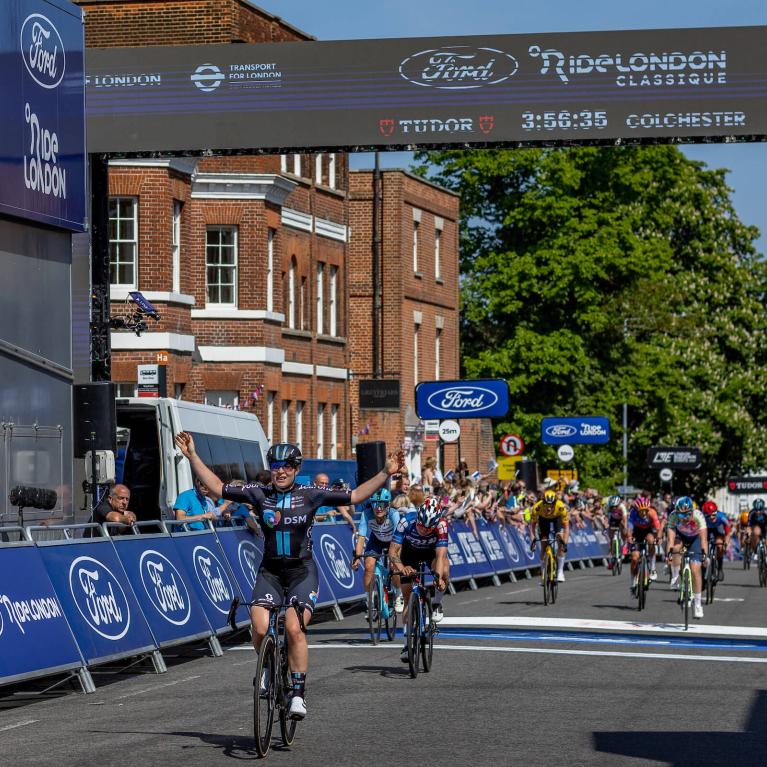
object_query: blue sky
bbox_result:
[261,0,767,251]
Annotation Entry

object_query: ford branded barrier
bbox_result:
[541,416,611,445]
[111,532,215,649]
[314,525,365,604]
[0,538,86,688]
[35,538,158,665]
[415,379,510,420]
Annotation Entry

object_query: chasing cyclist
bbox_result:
[605,495,628,569]
[748,499,767,559]
[529,489,569,584]
[737,503,752,558]
[174,434,404,720]
[665,496,709,620]
[388,497,449,662]
[627,496,661,590]
[702,500,731,581]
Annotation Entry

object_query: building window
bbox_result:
[267,229,275,312]
[281,400,290,442]
[413,220,419,273]
[280,154,288,173]
[267,391,275,444]
[206,226,237,306]
[315,154,323,185]
[330,404,338,459]
[329,265,338,336]
[296,401,304,452]
[435,328,441,380]
[205,390,239,409]
[293,154,301,177]
[328,153,336,190]
[300,276,307,330]
[114,382,137,398]
[288,257,297,328]
[109,197,138,287]
[435,227,441,281]
[172,200,182,293]
[414,323,420,388]
[317,403,325,459]
[174,383,184,399]
[316,262,324,335]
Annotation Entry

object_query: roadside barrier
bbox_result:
[0,518,609,693]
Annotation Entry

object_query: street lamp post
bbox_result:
[623,318,629,493]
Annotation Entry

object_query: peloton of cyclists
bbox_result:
[627,495,661,590]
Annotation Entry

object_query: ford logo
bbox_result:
[399,45,518,89]
[426,386,499,415]
[192,546,232,613]
[139,550,191,626]
[68,556,131,640]
[319,534,354,590]
[20,14,66,90]
[238,540,261,587]
[499,527,520,563]
[545,424,577,438]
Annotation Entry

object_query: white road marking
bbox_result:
[439,616,767,638]
[713,598,745,602]
[0,720,38,733]
[115,674,201,700]
[305,643,767,664]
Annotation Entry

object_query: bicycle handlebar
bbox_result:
[226,595,308,633]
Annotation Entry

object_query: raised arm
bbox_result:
[175,431,225,497]
[350,450,405,505]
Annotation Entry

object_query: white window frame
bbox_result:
[296,401,304,452]
[315,154,323,185]
[267,391,275,444]
[172,200,182,293]
[288,258,296,328]
[280,154,288,173]
[317,403,325,459]
[300,275,307,330]
[413,220,419,273]
[435,227,442,281]
[206,226,238,307]
[204,389,239,409]
[293,154,301,177]
[329,265,338,336]
[435,327,441,380]
[281,400,290,443]
[109,196,138,288]
[316,262,324,335]
[328,153,336,190]
[330,404,338,459]
[267,228,275,312]
[414,322,420,388]
[114,382,138,398]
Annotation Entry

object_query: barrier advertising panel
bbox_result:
[451,520,496,579]
[445,528,475,582]
[314,525,365,604]
[0,542,84,685]
[112,533,214,648]
[476,521,516,574]
[170,530,241,634]
[214,527,263,599]
[36,539,157,664]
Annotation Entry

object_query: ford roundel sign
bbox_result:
[415,379,510,420]
[541,416,610,445]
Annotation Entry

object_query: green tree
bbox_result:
[413,145,767,495]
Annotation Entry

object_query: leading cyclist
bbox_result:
[529,489,570,583]
[175,433,404,720]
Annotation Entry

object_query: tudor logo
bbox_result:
[479,115,495,134]
[68,556,131,640]
[139,550,191,626]
[399,45,518,89]
[20,14,65,90]
[379,119,395,136]
[191,64,225,92]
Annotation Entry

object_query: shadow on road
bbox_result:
[343,664,410,678]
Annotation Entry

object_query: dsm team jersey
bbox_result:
[392,517,449,550]
[222,482,352,563]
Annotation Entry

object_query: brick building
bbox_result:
[78,0,495,476]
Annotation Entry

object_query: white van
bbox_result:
[114,398,269,521]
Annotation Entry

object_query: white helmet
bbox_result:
[416,497,442,529]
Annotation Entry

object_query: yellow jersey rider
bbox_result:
[529,490,570,583]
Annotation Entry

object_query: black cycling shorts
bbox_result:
[537,517,563,537]
[399,540,437,581]
[252,559,320,613]
[633,527,656,544]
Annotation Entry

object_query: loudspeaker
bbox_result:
[515,459,539,490]
[73,382,117,458]
[356,440,387,484]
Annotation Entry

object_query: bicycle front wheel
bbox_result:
[420,597,434,673]
[682,569,691,631]
[705,558,716,605]
[367,575,381,644]
[637,556,646,611]
[253,634,277,758]
[384,585,398,642]
[407,593,421,678]
[542,551,551,606]
[611,537,618,576]
[550,554,558,605]
[759,547,767,588]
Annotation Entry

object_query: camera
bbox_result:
[110,291,161,336]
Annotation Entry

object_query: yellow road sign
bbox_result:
[497,456,521,480]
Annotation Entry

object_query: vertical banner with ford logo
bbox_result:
[35,538,158,664]
[314,525,365,604]
[0,540,85,686]
[415,379,510,420]
[1,0,86,230]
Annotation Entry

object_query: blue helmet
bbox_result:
[371,488,391,505]
[753,499,765,511]
[607,495,622,509]
[675,496,694,515]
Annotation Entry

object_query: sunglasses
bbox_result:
[270,459,300,471]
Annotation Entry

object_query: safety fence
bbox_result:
[0,518,609,693]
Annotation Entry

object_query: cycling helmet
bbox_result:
[675,496,694,514]
[702,500,718,517]
[371,488,391,505]
[607,495,622,509]
[543,490,557,505]
[266,443,302,469]
[753,499,765,511]
[634,496,652,512]
[416,497,443,529]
